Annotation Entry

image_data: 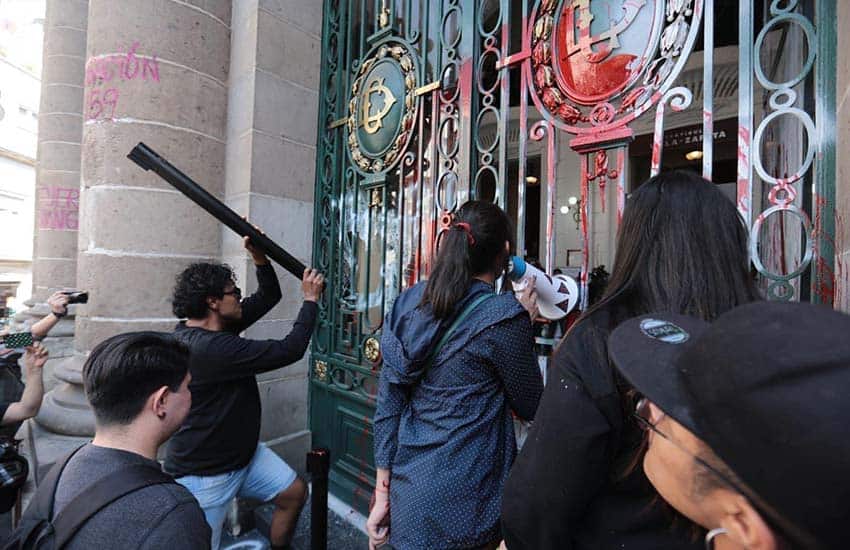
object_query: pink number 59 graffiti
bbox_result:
[87,88,119,121]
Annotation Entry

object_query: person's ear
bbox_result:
[151,386,170,420]
[717,492,777,550]
[504,240,510,255]
[206,295,219,312]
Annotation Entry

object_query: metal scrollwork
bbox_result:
[748,0,818,301]
[586,149,618,212]
[473,0,505,205]
[325,363,379,401]
[311,0,344,356]
[650,86,693,176]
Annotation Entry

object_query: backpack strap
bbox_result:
[30,445,87,523]
[51,463,174,548]
[425,293,495,369]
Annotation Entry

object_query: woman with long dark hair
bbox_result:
[501,170,760,549]
[367,200,543,550]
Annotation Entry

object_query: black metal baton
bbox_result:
[127,142,307,280]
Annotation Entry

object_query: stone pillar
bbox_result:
[224,1,322,475]
[836,1,850,312]
[37,0,231,443]
[22,0,87,439]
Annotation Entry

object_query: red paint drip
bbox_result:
[736,126,751,216]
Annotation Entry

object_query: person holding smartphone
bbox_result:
[0,290,76,430]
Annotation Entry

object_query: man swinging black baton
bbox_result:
[128,143,323,549]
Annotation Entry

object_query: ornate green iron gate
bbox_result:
[310,0,836,514]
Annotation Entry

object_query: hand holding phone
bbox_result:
[3,332,33,349]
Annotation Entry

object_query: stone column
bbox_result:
[23,0,87,443]
[37,0,231,445]
[224,1,322,476]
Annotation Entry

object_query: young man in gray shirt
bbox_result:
[47,332,210,549]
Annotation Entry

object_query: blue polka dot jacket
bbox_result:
[374,280,543,549]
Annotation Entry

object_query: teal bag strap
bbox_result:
[425,293,495,368]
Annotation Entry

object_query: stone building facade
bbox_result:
[29,0,322,485]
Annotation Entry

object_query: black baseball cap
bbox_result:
[609,301,850,549]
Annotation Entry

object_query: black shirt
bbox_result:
[165,263,318,477]
[0,351,24,438]
[54,444,210,549]
[501,308,701,550]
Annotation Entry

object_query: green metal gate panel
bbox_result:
[310,0,837,515]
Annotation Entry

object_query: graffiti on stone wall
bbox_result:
[85,42,160,121]
[38,186,79,231]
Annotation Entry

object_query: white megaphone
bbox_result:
[506,256,579,320]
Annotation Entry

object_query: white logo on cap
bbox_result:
[640,319,690,344]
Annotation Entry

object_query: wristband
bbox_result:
[52,309,67,319]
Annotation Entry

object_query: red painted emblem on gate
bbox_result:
[527,0,701,134]
[553,0,656,105]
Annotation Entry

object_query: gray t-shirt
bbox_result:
[53,443,210,550]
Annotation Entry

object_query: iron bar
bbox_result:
[496,0,510,209]
[495,49,530,70]
[737,0,754,227]
[328,117,348,129]
[579,152,589,311]
[426,88,439,275]
[516,0,529,257]
[414,80,441,96]
[651,88,694,177]
[702,0,714,180]
[127,143,307,279]
[615,147,626,227]
[812,0,837,305]
[546,129,558,274]
[457,0,473,204]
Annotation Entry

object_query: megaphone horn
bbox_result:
[506,256,579,320]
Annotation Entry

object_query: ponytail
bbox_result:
[421,200,514,319]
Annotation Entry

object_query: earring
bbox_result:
[704,528,728,550]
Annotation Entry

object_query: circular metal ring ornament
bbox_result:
[347,39,420,174]
[753,13,816,91]
[749,204,814,283]
[751,107,816,187]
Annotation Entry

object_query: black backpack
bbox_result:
[3,446,174,549]
[0,438,28,513]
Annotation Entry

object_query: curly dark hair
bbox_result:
[172,262,237,319]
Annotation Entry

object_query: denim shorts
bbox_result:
[176,443,297,549]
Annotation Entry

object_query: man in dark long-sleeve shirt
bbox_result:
[165,237,323,550]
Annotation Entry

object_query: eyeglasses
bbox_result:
[634,398,744,495]
[222,287,242,300]
[634,399,808,546]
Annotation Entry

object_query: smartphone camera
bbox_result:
[62,291,89,305]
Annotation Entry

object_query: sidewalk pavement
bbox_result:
[222,495,368,550]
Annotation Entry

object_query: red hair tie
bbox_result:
[453,222,475,246]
